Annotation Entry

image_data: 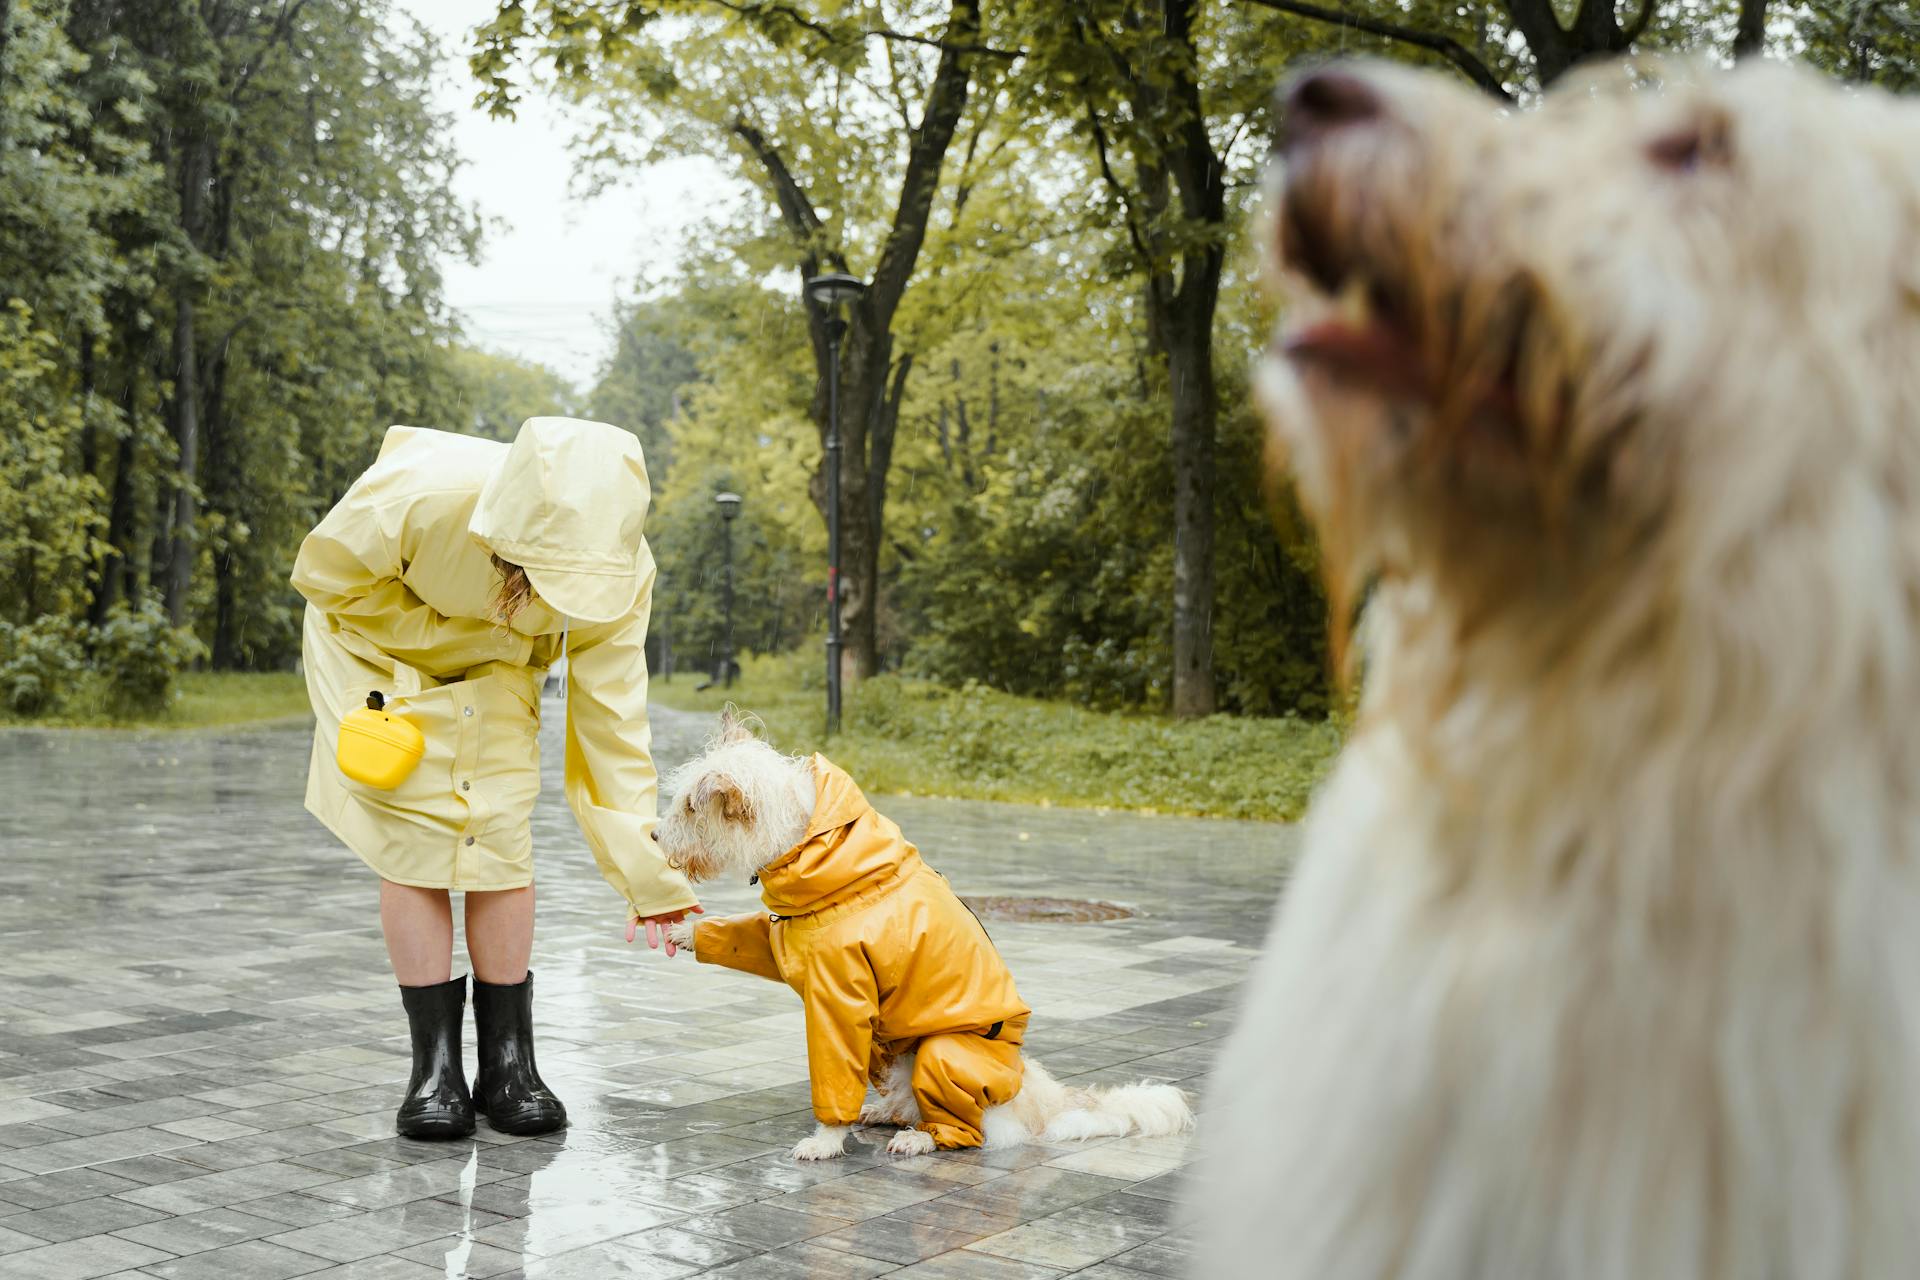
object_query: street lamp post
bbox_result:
[715,491,742,690]
[804,271,866,735]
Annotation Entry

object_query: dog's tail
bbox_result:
[996,1055,1193,1146]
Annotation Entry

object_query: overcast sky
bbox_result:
[396,0,732,389]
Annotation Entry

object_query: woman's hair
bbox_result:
[490,554,534,625]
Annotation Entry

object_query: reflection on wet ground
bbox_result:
[0,700,1295,1276]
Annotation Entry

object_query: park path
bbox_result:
[0,698,1295,1278]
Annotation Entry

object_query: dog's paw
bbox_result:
[664,920,697,953]
[885,1128,937,1158]
[791,1128,849,1162]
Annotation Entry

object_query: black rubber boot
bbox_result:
[472,970,568,1135]
[396,976,475,1140]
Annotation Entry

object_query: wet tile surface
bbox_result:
[0,698,1295,1275]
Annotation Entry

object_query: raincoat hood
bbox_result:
[754,755,912,917]
[469,417,652,625]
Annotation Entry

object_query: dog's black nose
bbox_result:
[1279,68,1383,156]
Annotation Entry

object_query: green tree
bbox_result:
[476,0,992,684]
[447,347,581,441]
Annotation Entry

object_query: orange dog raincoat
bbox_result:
[693,756,1031,1148]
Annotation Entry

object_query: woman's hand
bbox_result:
[626,905,704,956]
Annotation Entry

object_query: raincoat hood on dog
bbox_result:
[469,417,651,625]
[751,756,909,917]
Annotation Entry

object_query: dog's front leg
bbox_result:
[791,1123,851,1162]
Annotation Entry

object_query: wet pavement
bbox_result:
[0,697,1297,1278]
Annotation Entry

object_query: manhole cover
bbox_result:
[962,896,1135,923]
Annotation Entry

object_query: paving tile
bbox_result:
[591,1223,759,1273]
[889,1256,1065,1279]
[0,1126,202,1176]
[391,1236,526,1277]
[470,1197,683,1258]
[299,1257,447,1280]
[811,1213,997,1264]
[0,1193,171,1243]
[141,1238,334,1280]
[0,1226,49,1256]
[0,1166,145,1210]
[262,1198,501,1264]
[0,1233,175,1280]
[111,1205,287,1256]
[700,1242,901,1279]
[116,1162,339,1215]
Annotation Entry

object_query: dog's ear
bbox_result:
[693,771,754,824]
[717,703,761,745]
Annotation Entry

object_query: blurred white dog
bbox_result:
[656,709,1193,1162]
[1199,59,1920,1279]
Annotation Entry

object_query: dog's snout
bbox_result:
[1279,68,1384,156]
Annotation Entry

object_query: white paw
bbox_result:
[885,1128,937,1157]
[791,1128,849,1162]
[665,920,696,952]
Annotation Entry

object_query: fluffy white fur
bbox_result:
[1198,60,1920,1279]
[658,708,1196,1161]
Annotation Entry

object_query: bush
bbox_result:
[92,603,206,715]
[0,605,205,720]
[0,615,86,715]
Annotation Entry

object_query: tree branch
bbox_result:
[229,0,313,105]
[1621,0,1659,45]
[1241,0,1514,102]
[868,0,978,325]
[700,0,1020,59]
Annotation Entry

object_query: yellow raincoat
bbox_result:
[291,419,696,921]
[693,756,1031,1148]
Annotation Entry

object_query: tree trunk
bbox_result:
[163,289,200,626]
[91,423,138,625]
[1166,303,1218,718]
[163,133,209,628]
[1135,0,1225,717]
[1732,0,1768,58]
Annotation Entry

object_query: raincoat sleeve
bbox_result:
[562,579,700,921]
[290,491,525,673]
[799,945,881,1126]
[692,913,783,982]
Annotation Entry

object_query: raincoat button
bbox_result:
[465,836,475,846]
[463,706,474,717]
[461,781,471,791]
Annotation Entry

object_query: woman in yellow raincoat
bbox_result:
[292,417,699,1140]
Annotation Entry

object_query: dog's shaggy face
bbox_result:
[655,709,814,884]
[1264,60,1920,660]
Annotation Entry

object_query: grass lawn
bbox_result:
[0,671,311,730]
[651,652,1341,823]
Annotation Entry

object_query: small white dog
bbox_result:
[656,709,1193,1162]
[1199,59,1920,1280]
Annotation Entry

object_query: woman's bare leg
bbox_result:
[380,881,454,986]
[465,885,535,985]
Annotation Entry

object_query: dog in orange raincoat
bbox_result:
[656,709,1193,1161]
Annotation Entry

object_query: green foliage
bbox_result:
[445,347,581,441]
[0,0,499,712]
[90,601,205,713]
[0,615,86,715]
[654,650,1343,821]
[0,602,201,716]
[0,302,108,624]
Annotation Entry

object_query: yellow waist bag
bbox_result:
[337,691,425,789]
